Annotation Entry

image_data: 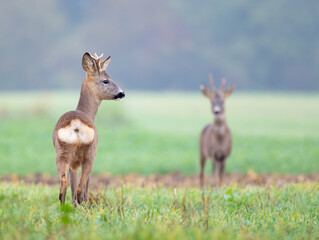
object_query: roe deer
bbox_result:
[53,52,125,204]
[199,75,234,187]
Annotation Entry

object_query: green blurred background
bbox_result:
[0,1,318,176]
[0,92,318,176]
[1,0,319,91]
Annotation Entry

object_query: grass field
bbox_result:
[0,183,318,240]
[0,91,319,239]
[0,91,318,176]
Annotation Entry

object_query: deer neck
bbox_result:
[213,115,227,139]
[213,115,226,127]
[76,80,101,121]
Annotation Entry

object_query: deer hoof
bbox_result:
[59,193,66,204]
[77,189,85,204]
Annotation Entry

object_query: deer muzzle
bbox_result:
[213,106,221,115]
[113,91,125,100]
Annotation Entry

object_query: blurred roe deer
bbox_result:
[199,74,234,187]
[53,52,125,204]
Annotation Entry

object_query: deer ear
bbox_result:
[101,56,111,70]
[82,52,97,73]
[200,85,213,99]
[224,84,235,98]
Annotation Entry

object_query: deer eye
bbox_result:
[103,80,109,84]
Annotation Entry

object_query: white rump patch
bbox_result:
[58,119,94,144]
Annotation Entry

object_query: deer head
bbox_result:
[200,74,234,118]
[82,52,125,100]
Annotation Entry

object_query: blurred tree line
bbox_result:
[0,0,318,91]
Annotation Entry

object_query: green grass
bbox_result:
[1,92,318,239]
[0,182,318,239]
[0,91,319,176]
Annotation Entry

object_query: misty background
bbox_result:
[0,0,318,91]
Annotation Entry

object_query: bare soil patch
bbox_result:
[1,171,318,189]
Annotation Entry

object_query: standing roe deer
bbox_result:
[199,75,234,187]
[53,52,125,204]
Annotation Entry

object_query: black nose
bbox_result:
[114,92,125,99]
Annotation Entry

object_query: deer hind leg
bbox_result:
[56,160,70,204]
[69,168,77,204]
[84,175,91,201]
[77,160,93,204]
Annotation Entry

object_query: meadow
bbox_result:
[0,183,318,239]
[0,91,319,239]
[0,91,318,175]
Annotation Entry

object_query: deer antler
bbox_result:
[94,52,104,59]
[220,77,226,90]
[93,52,104,69]
[209,73,216,92]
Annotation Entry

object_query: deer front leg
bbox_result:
[77,161,93,204]
[56,160,70,204]
[69,168,77,204]
[212,159,218,186]
[217,161,225,187]
[213,151,226,187]
[199,154,206,188]
[213,160,225,187]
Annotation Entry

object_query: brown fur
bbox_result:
[53,52,125,204]
[199,75,234,187]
